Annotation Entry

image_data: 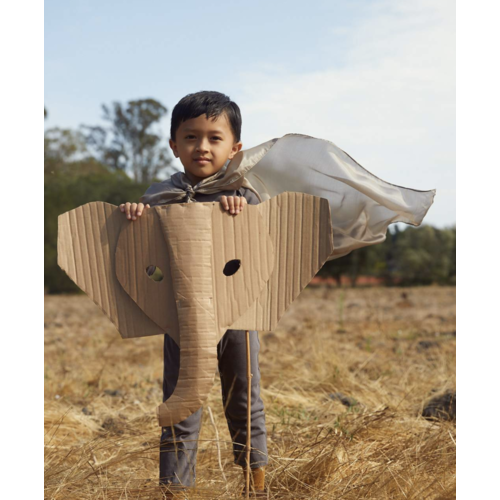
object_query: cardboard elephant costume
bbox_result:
[57,133,435,427]
[58,193,333,426]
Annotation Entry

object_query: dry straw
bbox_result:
[45,286,455,499]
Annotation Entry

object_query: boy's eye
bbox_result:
[185,135,196,139]
[186,135,222,141]
[211,136,222,141]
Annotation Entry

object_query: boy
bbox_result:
[120,91,268,497]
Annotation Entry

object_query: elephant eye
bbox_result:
[145,265,164,282]
[223,259,241,277]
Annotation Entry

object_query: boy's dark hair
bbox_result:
[170,91,242,142]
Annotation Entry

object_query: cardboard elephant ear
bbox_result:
[58,193,333,426]
[229,192,333,331]
[57,202,172,341]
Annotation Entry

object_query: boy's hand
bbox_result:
[220,196,247,215]
[119,202,150,221]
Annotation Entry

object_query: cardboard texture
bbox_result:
[58,192,333,426]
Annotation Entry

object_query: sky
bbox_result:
[45,0,455,227]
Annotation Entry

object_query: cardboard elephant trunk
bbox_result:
[57,192,334,426]
[153,203,274,426]
[154,204,219,426]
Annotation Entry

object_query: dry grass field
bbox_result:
[45,285,456,499]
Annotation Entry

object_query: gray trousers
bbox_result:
[159,329,268,487]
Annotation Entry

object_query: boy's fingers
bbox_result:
[234,197,242,213]
[136,203,150,216]
[237,197,247,213]
[131,203,138,220]
[119,204,125,212]
[227,196,235,214]
[220,195,229,210]
[125,202,131,219]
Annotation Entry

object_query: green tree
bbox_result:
[82,98,175,184]
[317,224,456,286]
[393,225,456,285]
[44,127,88,166]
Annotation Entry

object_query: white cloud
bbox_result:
[232,0,455,227]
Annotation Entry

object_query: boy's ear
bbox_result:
[229,141,243,159]
[169,138,178,158]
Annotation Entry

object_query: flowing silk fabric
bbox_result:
[140,134,435,260]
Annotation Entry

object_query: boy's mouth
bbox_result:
[194,158,211,165]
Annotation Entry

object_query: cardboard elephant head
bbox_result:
[58,192,333,426]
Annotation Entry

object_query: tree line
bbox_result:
[44,98,455,293]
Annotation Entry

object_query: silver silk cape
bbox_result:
[140,134,436,260]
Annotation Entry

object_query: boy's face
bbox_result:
[169,113,242,185]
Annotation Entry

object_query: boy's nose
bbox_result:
[196,139,210,152]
